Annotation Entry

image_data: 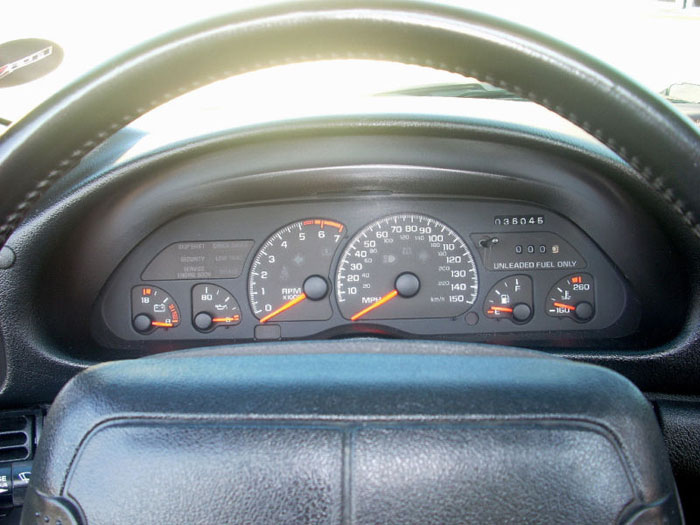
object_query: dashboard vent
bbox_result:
[0,411,41,463]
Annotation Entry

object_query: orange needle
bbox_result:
[350,289,399,321]
[489,306,513,313]
[260,293,307,323]
[151,321,174,327]
[212,315,240,323]
[553,302,576,311]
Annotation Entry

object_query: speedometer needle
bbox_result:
[260,293,307,323]
[350,289,399,321]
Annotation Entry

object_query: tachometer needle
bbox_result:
[350,289,399,321]
[553,302,576,311]
[260,293,307,323]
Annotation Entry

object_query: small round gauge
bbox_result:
[192,284,241,332]
[546,273,595,322]
[484,275,533,323]
[131,285,180,333]
[248,219,346,323]
[336,213,478,321]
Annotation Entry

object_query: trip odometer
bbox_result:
[336,214,478,321]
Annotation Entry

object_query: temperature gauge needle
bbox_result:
[350,289,399,321]
[553,302,576,311]
[260,293,307,323]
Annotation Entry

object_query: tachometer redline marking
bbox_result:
[350,289,399,321]
[259,293,307,323]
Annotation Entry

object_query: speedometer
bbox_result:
[335,213,478,321]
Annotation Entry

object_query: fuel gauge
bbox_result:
[131,285,180,333]
[546,273,595,322]
[484,275,533,323]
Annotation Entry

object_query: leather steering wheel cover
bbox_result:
[1,0,700,248]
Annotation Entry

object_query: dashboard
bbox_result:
[96,195,637,349]
[1,113,697,517]
[2,123,687,373]
[2,5,699,521]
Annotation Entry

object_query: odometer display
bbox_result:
[336,214,478,320]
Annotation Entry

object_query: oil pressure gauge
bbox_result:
[192,284,241,332]
[546,273,595,322]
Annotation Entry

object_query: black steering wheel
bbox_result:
[1,2,698,524]
[1,1,699,244]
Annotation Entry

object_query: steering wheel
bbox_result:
[1,1,699,246]
[1,2,698,523]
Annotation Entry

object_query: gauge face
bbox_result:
[546,273,595,322]
[131,285,180,333]
[248,219,345,322]
[336,213,478,321]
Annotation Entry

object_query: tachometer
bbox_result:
[336,213,478,320]
[248,219,345,322]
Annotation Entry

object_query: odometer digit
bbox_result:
[336,213,478,320]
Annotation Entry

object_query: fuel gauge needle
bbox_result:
[488,306,513,314]
[350,289,399,321]
[260,293,307,323]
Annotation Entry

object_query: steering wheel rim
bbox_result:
[1,0,700,249]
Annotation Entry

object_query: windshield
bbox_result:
[2,0,700,126]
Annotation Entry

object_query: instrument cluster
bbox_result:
[94,197,638,349]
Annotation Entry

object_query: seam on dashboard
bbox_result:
[3,51,699,250]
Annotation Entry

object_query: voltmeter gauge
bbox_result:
[192,283,241,332]
[131,285,180,333]
[484,275,533,323]
[546,273,595,322]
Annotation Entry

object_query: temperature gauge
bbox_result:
[484,275,533,323]
[192,284,241,332]
[546,273,595,322]
[132,286,180,333]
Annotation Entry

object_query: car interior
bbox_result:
[1,1,700,523]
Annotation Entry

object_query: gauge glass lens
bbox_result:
[248,219,345,322]
[336,213,478,320]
